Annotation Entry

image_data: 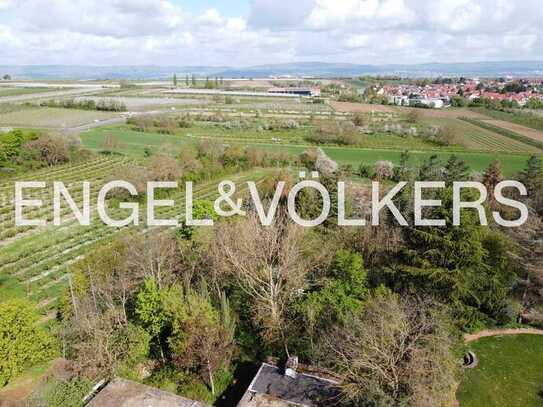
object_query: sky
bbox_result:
[0,0,542,66]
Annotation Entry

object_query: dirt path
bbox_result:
[464,327,543,343]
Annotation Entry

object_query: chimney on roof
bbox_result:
[285,355,298,379]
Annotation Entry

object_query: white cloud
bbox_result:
[0,0,541,66]
[345,34,370,49]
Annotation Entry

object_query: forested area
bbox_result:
[2,145,540,406]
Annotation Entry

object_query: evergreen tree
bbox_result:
[393,150,411,181]
[520,155,543,214]
[173,73,177,87]
[418,154,442,181]
[444,154,470,184]
[520,155,543,196]
[396,188,514,330]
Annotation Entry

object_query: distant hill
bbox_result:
[1,61,542,80]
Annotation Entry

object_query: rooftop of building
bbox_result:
[238,363,341,407]
[87,378,209,407]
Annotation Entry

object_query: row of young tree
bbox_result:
[39,98,127,112]
[173,74,224,89]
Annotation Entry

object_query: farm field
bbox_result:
[81,126,533,175]
[482,119,543,143]
[331,101,488,119]
[0,87,60,97]
[0,158,268,316]
[331,101,398,113]
[73,96,209,111]
[422,117,542,154]
[457,334,543,406]
[470,107,543,132]
[0,107,120,128]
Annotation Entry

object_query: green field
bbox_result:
[422,116,542,154]
[458,335,543,406]
[82,126,536,175]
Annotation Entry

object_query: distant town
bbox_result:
[373,77,543,109]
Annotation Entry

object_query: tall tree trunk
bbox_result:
[207,360,215,395]
[68,275,79,319]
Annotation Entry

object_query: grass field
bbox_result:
[457,334,543,406]
[0,107,120,128]
[82,126,536,175]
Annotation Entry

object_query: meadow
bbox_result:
[457,335,543,406]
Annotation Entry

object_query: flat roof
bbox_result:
[87,378,209,407]
[244,363,341,406]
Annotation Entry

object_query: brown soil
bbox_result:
[331,101,398,113]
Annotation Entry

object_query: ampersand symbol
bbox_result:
[214,180,246,217]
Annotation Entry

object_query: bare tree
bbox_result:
[123,231,181,289]
[25,134,69,166]
[322,291,458,406]
[148,154,182,181]
[210,212,313,347]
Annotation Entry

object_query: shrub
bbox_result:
[374,160,394,180]
[27,378,92,407]
[0,299,55,386]
[357,164,374,178]
[24,134,70,166]
[405,109,421,123]
[352,113,366,127]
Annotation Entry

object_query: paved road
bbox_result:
[64,117,128,133]
[63,109,169,133]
